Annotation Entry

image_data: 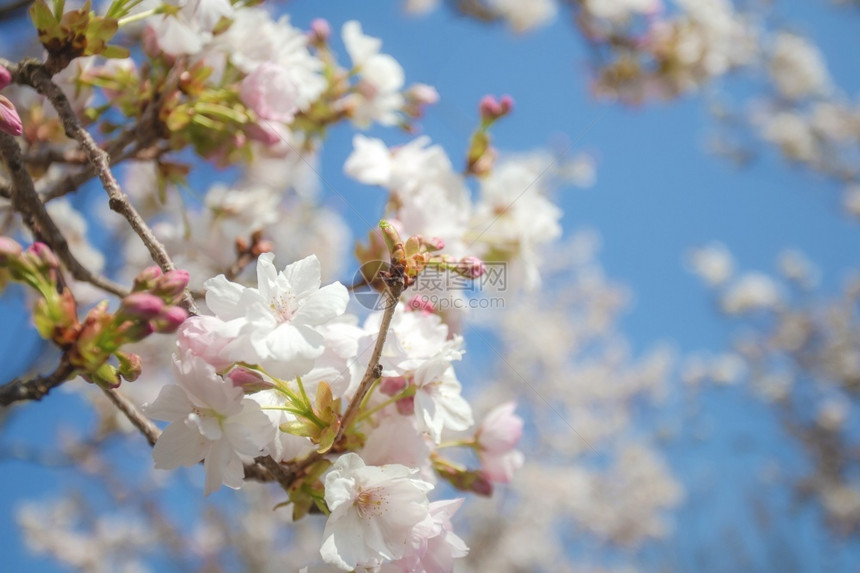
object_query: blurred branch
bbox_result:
[0,131,130,297]
[1,58,198,313]
[0,0,31,21]
[0,358,75,406]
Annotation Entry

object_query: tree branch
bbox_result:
[100,386,161,447]
[3,58,197,313]
[0,358,76,406]
[0,131,130,297]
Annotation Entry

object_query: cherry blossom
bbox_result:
[203,253,349,380]
[147,351,275,495]
[320,453,434,570]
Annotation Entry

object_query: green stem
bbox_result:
[118,7,157,26]
[357,385,416,423]
[437,438,477,449]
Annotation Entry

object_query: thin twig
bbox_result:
[337,274,405,442]
[0,132,130,297]
[4,59,197,313]
[0,358,76,406]
[100,386,161,447]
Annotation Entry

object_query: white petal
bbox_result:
[255,252,279,304]
[293,282,349,326]
[145,385,192,423]
[152,419,208,470]
[223,400,276,456]
[204,274,250,321]
[281,255,322,297]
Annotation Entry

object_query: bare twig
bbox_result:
[100,386,161,447]
[337,275,405,442]
[0,358,76,406]
[0,131,130,297]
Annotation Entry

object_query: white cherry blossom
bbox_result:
[147,351,275,495]
[203,253,349,381]
[321,453,433,570]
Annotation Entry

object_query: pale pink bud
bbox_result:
[133,266,163,291]
[0,66,11,91]
[153,269,189,299]
[309,18,331,44]
[425,237,445,251]
[240,62,299,123]
[498,94,514,115]
[457,256,486,279]
[379,376,407,396]
[406,83,439,106]
[120,292,165,319]
[0,236,22,262]
[0,95,22,136]
[153,305,188,333]
[479,95,502,120]
[228,367,273,393]
[406,295,435,314]
[395,395,415,415]
[28,242,59,269]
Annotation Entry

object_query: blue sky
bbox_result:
[2,0,860,570]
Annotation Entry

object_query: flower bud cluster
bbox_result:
[0,238,189,388]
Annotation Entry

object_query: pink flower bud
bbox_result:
[0,95,22,137]
[425,237,445,251]
[395,395,415,416]
[28,242,59,269]
[457,256,486,279]
[133,266,163,291]
[406,295,435,314]
[153,269,190,300]
[498,94,514,115]
[479,95,502,120]
[0,66,11,91]
[471,474,493,496]
[309,18,331,44]
[117,351,143,382]
[120,292,165,319]
[153,305,188,333]
[379,376,407,396]
[0,236,22,262]
[228,367,274,393]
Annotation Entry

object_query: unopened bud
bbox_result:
[0,66,11,91]
[153,269,190,300]
[153,305,188,333]
[120,292,164,319]
[406,295,435,314]
[228,367,273,393]
[395,395,415,415]
[0,236,22,263]
[133,266,163,291]
[479,94,513,122]
[309,18,331,45]
[0,94,22,137]
[27,242,59,270]
[471,473,493,496]
[116,351,143,382]
[457,256,486,279]
[379,376,407,396]
[425,237,444,251]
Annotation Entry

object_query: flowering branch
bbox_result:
[0,131,128,297]
[0,58,197,313]
[99,386,161,447]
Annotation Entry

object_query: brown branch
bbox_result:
[336,275,405,441]
[0,358,76,406]
[100,386,161,447]
[0,131,130,297]
[4,58,197,314]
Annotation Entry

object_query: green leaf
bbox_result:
[100,44,130,59]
